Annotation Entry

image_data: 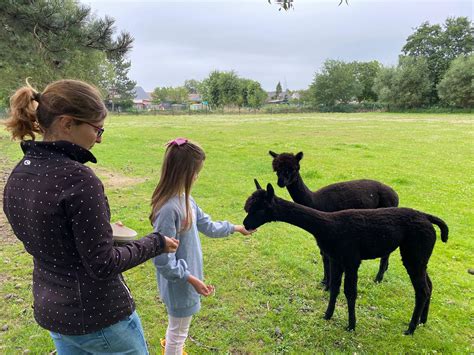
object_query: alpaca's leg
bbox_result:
[324,260,343,320]
[343,264,360,331]
[420,272,433,324]
[374,255,389,283]
[320,251,331,291]
[404,268,430,335]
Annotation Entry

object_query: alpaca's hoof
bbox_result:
[345,326,355,332]
[323,313,332,320]
[374,276,383,283]
[403,327,416,335]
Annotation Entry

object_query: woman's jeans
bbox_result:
[49,311,149,354]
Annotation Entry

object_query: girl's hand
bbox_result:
[234,225,257,236]
[188,275,215,297]
[163,236,179,253]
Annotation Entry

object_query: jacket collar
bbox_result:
[20,140,97,164]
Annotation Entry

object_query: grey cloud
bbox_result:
[86,0,472,91]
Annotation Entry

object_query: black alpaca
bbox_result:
[269,150,399,285]
[243,180,448,335]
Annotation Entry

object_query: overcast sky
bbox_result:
[84,0,472,92]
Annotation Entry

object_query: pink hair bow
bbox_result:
[165,137,188,147]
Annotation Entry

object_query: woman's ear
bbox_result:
[57,115,75,133]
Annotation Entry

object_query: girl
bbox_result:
[150,138,254,354]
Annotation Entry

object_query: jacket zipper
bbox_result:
[119,274,134,309]
[75,271,86,334]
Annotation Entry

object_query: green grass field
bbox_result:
[0,112,473,353]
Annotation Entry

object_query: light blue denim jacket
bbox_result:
[152,195,234,317]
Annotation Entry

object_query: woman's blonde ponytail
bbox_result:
[5,84,42,141]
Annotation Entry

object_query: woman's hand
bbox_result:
[163,236,179,253]
[234,225,256,236]
[188,275,215,297]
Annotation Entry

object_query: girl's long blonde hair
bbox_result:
[149,139,206,231]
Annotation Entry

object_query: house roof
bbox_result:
[266,90,290,101]
[133,86,151,101]
[188,93,202,102]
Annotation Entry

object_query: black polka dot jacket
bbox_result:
[2,140,166,335]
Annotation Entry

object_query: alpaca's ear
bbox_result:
[295,152,304,161]
[269,150,278,158]
[266,183,275,200]
[254,179,263,190]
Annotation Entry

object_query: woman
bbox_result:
[2,79,179,354]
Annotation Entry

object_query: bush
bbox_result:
[437,55,474,108]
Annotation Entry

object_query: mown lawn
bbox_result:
[0,112,473,353]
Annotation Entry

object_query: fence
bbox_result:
[115,103,392,116]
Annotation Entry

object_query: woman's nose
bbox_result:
[96,135,102,144]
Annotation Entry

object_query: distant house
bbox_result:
[266,90,290,104]
[188,93,208,110]
[133,86,152,110]
[188,93,202,103]
[266,90,302,104]
[291,92,301,101]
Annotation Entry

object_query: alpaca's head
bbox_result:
[243,179,277,230]
[269,151,303,187]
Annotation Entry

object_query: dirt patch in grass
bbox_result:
[93,166,147,190]
[0,272,10,284]
[0,157,17,245]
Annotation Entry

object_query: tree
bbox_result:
[392,57,432,109]
[402,17,473,103]
[168,87,188,104]
[201,71,222,109]
[201,70,241,109]
[0,0,133,103]
[308,59,362,106]
[107,57,136,111]
[236,78,251,109]
[151,86,188,104]
[275,81,282,98]
[437,55,474,108]
[373,57,431,109]
[372,66,397,107]
[200,71,267,110]
[151,87,170,104]
[218,71,241,107]
[246,80,268,109]
[267,0,348,11]
[352,61,381,102]
[184,79,202,94]
[268,0,294,10]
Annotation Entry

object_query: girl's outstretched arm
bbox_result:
[233,225,256,235]
[194,199,235,238]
